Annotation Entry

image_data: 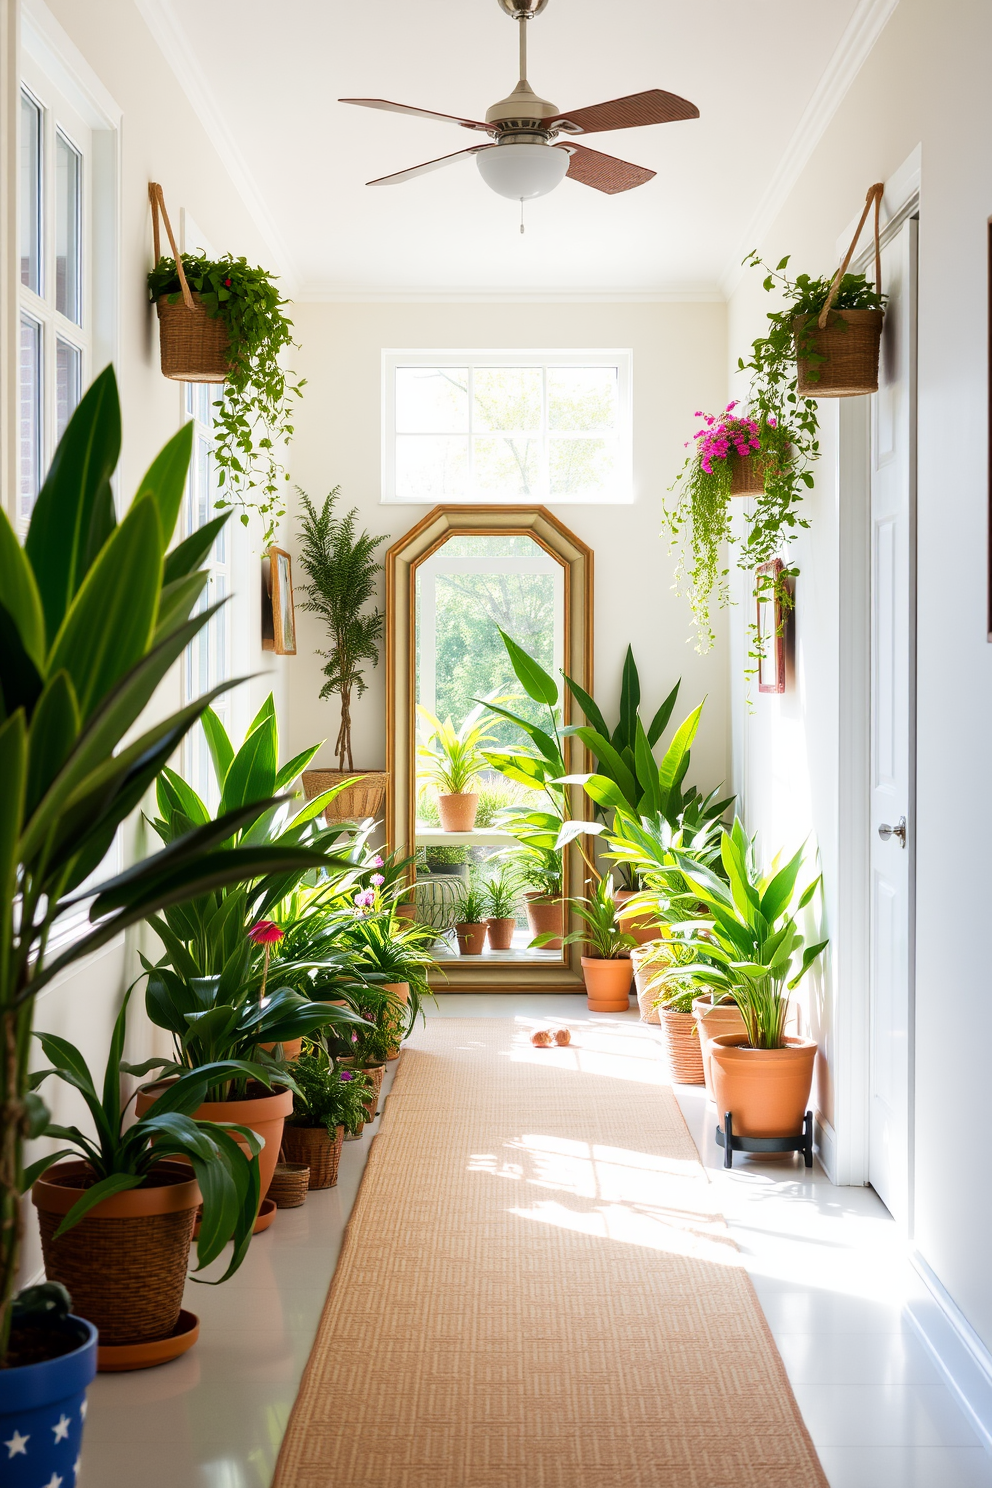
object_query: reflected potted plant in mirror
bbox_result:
[422,843,471,879]
[281,1043,372,1185]
[661,819,827,1139]
[416,702,501,832]
[535,877,637,1012]
[451,880,491,957]
[483,865,521,951]
[342,898,436,1058]
[296,488,389,821]
[28,990,262,1370]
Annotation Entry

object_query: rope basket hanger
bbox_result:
[149,182,230,383]
[794,182,886,398]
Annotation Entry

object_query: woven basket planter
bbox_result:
[382,981,410,1060]
[631,945,663,1024]
[33,1161,198,1346]
[793,308,884,397]
[281,1125,345,1188]
[728,450,767,496]
[156,293,230,383]
[301,769,388,822]
[269,1162,310,1208]
[341,1061,385,1123]
[658,1008,705,1086]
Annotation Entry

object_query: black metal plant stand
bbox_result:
[715,1110,814,1169]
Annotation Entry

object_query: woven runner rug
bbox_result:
[273,1018,827,1488]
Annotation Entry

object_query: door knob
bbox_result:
[878,816,907,847]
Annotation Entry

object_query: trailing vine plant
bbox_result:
[295,488,387,772]
[148,253,304,543]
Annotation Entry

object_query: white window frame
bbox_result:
[381,348,633,506]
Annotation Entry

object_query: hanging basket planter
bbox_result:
[728,449,768,496]
[301,768,389,823]
[792,183,886,398]
[149,185,231,383]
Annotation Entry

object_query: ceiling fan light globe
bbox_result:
[476,142,569,200]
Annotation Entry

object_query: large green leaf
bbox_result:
[26,673,80,818]
[561,672,609,739]
[0,713,26,966]
[647,680,681,747]
[132,422,193,548]
[617,646,640,752]
[657,703,703,817]
[221,715,278,815]
[46,495,163,718]
[275,742,323,792]
[498,628,558,707]
[633,719,662,816]
[153,571,211,645]
[163,513,229,587]
[569,727,638,806]
[53,1174,145,1238]
[0,598,45,721]
[0,508,44,668]
[26,365,122,644]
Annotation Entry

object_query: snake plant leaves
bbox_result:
[163,512,228,587]
[25,365,121,644]
[0,510,45,669]
[646,680,681,748]
[133,422,193,547]
[618,645,641,751]
[201,705,235,789]
[0,712,26,944]
[220,714,278,816]
[561,671,609,740]
[25,673,80,818]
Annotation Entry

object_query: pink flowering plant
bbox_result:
[663,403,793,650]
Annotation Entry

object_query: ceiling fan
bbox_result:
[340,0,699,207]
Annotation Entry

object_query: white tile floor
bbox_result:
[78,996,992,1488]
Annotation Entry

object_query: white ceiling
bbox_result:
[148,0,868,298]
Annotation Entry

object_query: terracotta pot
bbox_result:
[709,1034,817,1139]
[341,1061,385,1123]
[631,944,662,1023]
[616,889,662,947]
[658,1008,705,1086]
[301,768,388,822]
[486,916,517,952]
[581,956,633,1013]
[281,1124,345,1188]
[258,1037,303,1062]
[693,995,747,1100]
[136,1081,293,1204]
[525,892,563,951]
[437,791,479,832]
[381,980,409,1059]
[33,1161,199,1348]
[455,921,488,956]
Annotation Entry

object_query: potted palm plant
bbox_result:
[296,487,389,820]
[0,368,315,1452]
[483,865,520,951]
[29,992,262,1370]
[451,880,491,957]
[282,1044,372,1186]
[417,703,500,832]
[535,878,637,1011]
[661,820,828,1139]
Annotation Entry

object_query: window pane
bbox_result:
[56,338,82,440]
[19,315,42,520]
[473,367,542,433]
[20,92,41,293]
[395,368,468,433]
[56,132,81,323]
[549,436,617,496]
[472,436,540,497]
[548,366,618,432]
[396,435,468,499]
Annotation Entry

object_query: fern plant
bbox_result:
[295,488,387,771]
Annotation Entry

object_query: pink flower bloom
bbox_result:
[351,1032,359,1042]
[341,1070,353,1081]
[248,920,284,946]
[767,415,777,427]
[354,889,376,909]
[371,873,384,886]
[370,855,384,868]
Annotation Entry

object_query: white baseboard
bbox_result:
[907,1251,992,1455]
[814,1110,837,1183]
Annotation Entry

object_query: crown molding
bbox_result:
[719,0,900,298]
[22,0,121,126]
[295,288,725,304]
[133,0,300,291]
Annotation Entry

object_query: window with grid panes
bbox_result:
[18,77,89,529]
[382,350,632,505]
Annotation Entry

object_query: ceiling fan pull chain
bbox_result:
[520,198,525,234]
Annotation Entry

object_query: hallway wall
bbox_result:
[280,299,732,805]
[726,0,992,1366]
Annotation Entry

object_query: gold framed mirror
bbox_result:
[385,505,593,992]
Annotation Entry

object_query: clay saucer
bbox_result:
[252,1196,277,1234]
[97,1309,199,1373]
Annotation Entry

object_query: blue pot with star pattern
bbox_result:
[1,1316,96,1488]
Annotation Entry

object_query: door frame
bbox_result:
[834,152,919,1202]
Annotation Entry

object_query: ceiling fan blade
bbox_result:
[368,144,495,186]
[555,142,655,195]
[340,98,491,133]
[551,89,699,135]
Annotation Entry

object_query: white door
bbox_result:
[868,217,917,1220]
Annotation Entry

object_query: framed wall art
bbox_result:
[262,545,297,655]
[756,558,787,694]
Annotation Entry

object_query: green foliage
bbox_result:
[147,253,303,544]
[330,986,406,1066]
[451,879,490,925]
[483,864,520,920]
[341,910,436,1030]
[286,1044,371,1137]
[657,819,828,1049]
[0,368,327,1356]
[423,844,470,868]
[536,877,635,960]
[27,990,261,1281]
[416,702,501,795]
[295,488,386,771]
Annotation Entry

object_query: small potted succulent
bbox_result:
[416,703,500,832]
[29,993,262,1370]
[281,1044,372,1185]
[536,878,637,1012]
[451,880,491,957]
[297,488,389,820]
[483,865,520,951]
